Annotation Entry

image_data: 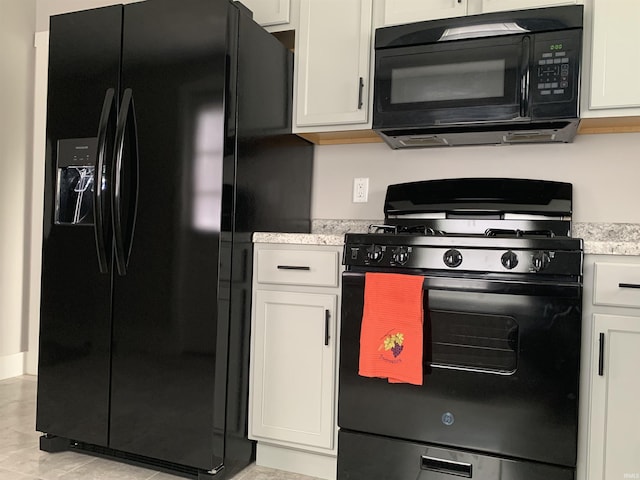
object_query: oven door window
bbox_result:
[429,310,518,374]
[374,36,525,125]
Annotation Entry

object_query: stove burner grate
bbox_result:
[368,224,445,236]
[484,228,555,238]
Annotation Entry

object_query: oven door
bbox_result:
[338,271,582,470]
[373,34,529,130]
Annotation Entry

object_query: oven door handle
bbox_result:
[421,456,472,478]
[343,271,581,297]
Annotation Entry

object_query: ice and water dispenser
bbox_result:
[55,138,97,225]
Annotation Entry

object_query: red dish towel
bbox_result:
[358,272,424,385]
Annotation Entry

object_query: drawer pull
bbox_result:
[277,265,311,271]
[598,332,605,376]
[324,310,330,346]
[619,283,640,289]
[421,456,472,477]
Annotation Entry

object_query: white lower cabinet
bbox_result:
[584,258,640,480]
[588,313,640,480]
[249,243,343,480]
[252,290,336,449]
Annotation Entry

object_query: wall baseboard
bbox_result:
[0,353,26,380]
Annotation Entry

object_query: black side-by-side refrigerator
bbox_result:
[36,1,313,478]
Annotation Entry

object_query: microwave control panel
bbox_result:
[532,32,580,103]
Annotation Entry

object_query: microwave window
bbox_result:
[391,59,506,104]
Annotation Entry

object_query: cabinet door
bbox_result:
[240,0,290,27]
[294,0,372,129]
[590,0,640,109]
[379,0,468,26]
[588,314,640,480]
[480,0,576,13]
[251,290,337,449]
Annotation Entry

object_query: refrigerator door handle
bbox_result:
[94,88,116,274]
[112,88,140,276]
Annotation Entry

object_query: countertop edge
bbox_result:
[253,221,640,256]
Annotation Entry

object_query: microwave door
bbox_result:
[374,35,529,129]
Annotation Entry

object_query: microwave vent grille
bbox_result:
[399,136,449,148]
[503,132,557,143]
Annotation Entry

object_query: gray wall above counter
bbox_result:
[310,132,640,225]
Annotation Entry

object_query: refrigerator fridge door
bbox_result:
[107,0,232,470]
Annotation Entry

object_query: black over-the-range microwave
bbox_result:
[372,5,584,148]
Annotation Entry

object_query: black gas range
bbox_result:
[338,178,584,480]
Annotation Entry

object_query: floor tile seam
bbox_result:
[0,463,45,479]
[0,444,98,476]
[53,454,100,477]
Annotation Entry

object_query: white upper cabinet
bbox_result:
[376,0,576,27]
[294,0,373,131]
[588,0,640,111]
[377,0,468,26]
[480,0,577,13]
[240,0,294,31]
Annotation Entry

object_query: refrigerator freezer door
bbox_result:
[37,5,122,447]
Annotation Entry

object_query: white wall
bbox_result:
[311,132,640,224]
[0,0,36,379]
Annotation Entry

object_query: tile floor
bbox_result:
[0,376,320,480]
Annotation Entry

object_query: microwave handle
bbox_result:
[520,36,531,118]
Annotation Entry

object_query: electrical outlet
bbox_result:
[353,177,369,203]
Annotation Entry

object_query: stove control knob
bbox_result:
[443,249,463,268]
[501,250,519,270]
[366,245,384,263]
[532,251,551,272]
[392,247,409,265]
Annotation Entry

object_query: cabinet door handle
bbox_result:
[619,283,640,289]
[324,310,330,346]
[277,265,311,271]
[598,332,605,376]
[357,77,364,109]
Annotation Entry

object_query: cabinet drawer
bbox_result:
[256,249,339,287]
[594,262,640,308]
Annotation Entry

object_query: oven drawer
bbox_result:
[594,262,640,308]
[337,430,575,480]
[256,248,339,287]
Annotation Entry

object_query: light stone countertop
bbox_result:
[253,221,640,256]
